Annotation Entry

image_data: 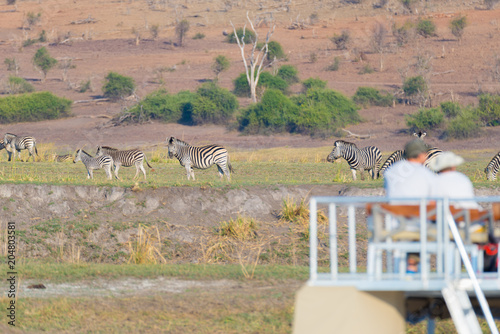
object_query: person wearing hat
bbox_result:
[429,151,480,209]
[384,138,437,200]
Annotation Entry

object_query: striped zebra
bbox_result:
[96,146,152,181]
[73,149,114,180]
[3,133,38,162]
[485,152,500,181]
[166,137,233,181]
[326,140,382,181]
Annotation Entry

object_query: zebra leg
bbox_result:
[350,169,357,181]
[28,148,35,162]
[114,164,121,180]
[87,168,93,179]
[190,167,195,181]
[7,150,12,162]
[105,165,113,180]
[138,164,147,181]
[217,164,231,181]
[185,165,192,180]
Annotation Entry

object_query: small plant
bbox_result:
[149,24,160,40]
[25,12,41,29]
[416,19,436,38]
[102,72,135,101]
[309,52,318,63]
[326,57,341,71]
[330,30,350,50]
[175,19,190,46]
[226,27,256,44]
[392,20,415,46]
[4,57,19,75]
[7,76,35,94]
[279,196,327,241]
[128,224,166,264]
[38,30,47,42]
[358,64,374,75]
[450,16,467,41]
[217,216,258,240]
[33,47,58,83]
[309,13,319,25]
[192,32,205,40]
[211,55,230,81]
[78,80,91,93]
[400,0,417,12]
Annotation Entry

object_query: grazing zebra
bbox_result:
[166,137,233,181]
[73,149,114,180]
[95,146,152,181]
[326,140,382,181]
[4,133,38,162]
[485,152,500,181]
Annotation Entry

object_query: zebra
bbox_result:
[73,149,114,180]
[326,140,382,181]
[55,154,73,162]
[485,152,500,181]
[4,133,38,162]
[95,146,152,181]
[166,137,233,181]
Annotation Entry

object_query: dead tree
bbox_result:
[230,13,276,103]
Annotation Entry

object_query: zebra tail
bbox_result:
[228,162,234,174]
[145,156,153,168]
[35,144,38,155]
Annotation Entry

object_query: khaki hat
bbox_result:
[403,139,428,159]
[429,151,464,172]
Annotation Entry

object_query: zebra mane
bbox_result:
[78,149,92,157]
[334,140,357,148]
[170,137,190,146]
[100,146,118,151]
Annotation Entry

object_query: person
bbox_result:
[428,151,480,209]
[384,139,437,200]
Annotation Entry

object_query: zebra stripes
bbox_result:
[55,154,73,162]
[73,149,114,180]
[485,152,500,181]
[378,150,404,178]
[326,140,382,181]
[4,133,38,162]
[167,137,233,181]
[96,146,152,180]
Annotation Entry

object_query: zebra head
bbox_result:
[95,146,103,157]
[413,131,427,139]
[167,137,178,158]
[326,140,344,162]
[73,149,82,163]
[485,166,496,181]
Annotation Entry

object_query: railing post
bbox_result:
[420,199,428,287]
[348,205,356,274]
[310,198,318,282]
[329,203,338,280]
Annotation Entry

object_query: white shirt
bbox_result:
[434,171,480,209]
[384,160,437,200]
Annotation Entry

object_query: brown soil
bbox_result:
[1,0,500,153]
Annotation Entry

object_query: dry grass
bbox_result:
[128,224,166,264]
[217,216,258,240]
[279,196,328,241]
[231,146,330,163]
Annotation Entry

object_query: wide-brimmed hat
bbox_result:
[429,151,464,172]
[403,139,428,159]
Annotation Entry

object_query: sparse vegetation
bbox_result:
[358,64,374,75]
[416,18,437,38]
[175,19,190,46]
[6,76,35,94]
[211,55,230,81]
[192,32,205,40]
[326,57,341,71]
[226,27,256,44]
[4,57,19,75]
[484,0,500,10]
[309,52,318,63]
[217,216,258,240]
[102,72,135,101]
[33,47,58,83]
[392,20,415,46]
[25,12,41,29]
[330,30,350,50]
[149,24,160,40]
[450,15,467,41]
[352,87,393,108]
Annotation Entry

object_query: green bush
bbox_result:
[266,41,286,61]
[445,108,481,139]
[358,64,374,75]
[191,83,239,124]
[352,87,393,108]
[477,94,500,126]
[403,76,427,97]
[226,27,256,44]
[7,76,35,94]
[392,20,415,46]
[302,77,327,91]
[233,72,289,97]
[33,47,57,81]
[440,101,461,118]
[330,30,350,50]
[326,57,341,71]
[406,107,444,131]
[192,32,205,40]
[128,89,196,123]
[276,65,299,85]
[416,19,436,38]
[450,16,467,40]
[0,91,71,123]
[102,72,135,101]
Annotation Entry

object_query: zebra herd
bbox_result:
[3,130,500,182]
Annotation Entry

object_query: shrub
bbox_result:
[403,75,427,97]
[7,76,35,94]
[326,57,341,71]
[128,89,197,123]
[416,19,436,38]
[26,12,41,28]
[302,77,327,91]
[175,19,190,46]
[78,80,91,93]
[191,83,239,124]
[192,32,205,40]
[266,41,286,61]
[484,0,500,10]
[4,58,19,72]
[276,65,299,85]
[102,72,135,101]
[445,108,481,139]
[450,16,467,40]
[150,24,160,40]
[330,30,350,50]
[0,91,72,123]
[33,47,57,82]
[400,0,417,11]
[358,64,374,75]
[233,72,288,97]
[406,107,444,131]
[226,27,256,44]
[440,101,461,118]
[392,20,415,46]
[309,52,318,63]
[352,87,393,108]
[477,94,500,126]
[212,55,230,80]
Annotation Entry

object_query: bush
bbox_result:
[128,89,197,123]
[33,47,57,81]
[0,91,71,123]
[175,19,190,46]
[266,41,286,61]
[7,76,35,94]
[445,108,481,139]
[326,57,341,71]
[212,55,230,80]
[226,27,256,44]
[102,72,135,101]
[477,94,500,126]
[416,19,436,38]
[276,65,299,85]
[392,20,415,46]
[330,30,350,50]
[358,64,374,75]
[302,77,327,91]
[233,72,288,97]
[406,107,444,131]
[352,87,393,108]
[403,75,427,97]
[450,16,467,40]
[191,83,239,124]
[484,0,500,10]
[440,101,461,118]
[192,32,205,40]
